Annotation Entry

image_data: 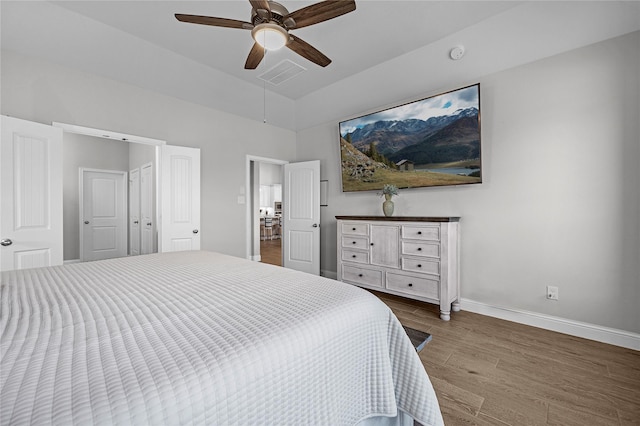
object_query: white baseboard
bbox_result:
[461,298,640,351]
[64,259,81,265]
[251,255,261,262]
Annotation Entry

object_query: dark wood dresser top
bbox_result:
[335,216,460,222]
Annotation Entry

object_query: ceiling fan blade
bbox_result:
[249,0,272,19]
[286,0,356,29]
[287,35,331,67]
[175,14,254,30]
[245,42,265,69]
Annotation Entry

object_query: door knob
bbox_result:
[312,223,319,228]
[84,221,90,224]
[0,238,13,246]
[193,229,199,234]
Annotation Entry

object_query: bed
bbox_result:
[1,250,443,425]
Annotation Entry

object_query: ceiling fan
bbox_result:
[176,0,356,70]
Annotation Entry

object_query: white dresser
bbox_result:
[336,216,460,320]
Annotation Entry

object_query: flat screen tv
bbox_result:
[338,83,481,192]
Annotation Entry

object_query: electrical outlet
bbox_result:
[546,285,559,300]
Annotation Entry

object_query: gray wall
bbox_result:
[62,133,129,260]
[2,31,637,336]
[259,162,282,185]
[296,31,640,334]
[1,49,298,259]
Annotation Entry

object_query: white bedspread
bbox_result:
[1,251,443,425]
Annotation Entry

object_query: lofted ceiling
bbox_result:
[1,1,639,130]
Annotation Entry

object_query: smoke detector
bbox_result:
[450,45,465,60]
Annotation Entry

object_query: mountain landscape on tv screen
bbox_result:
[340,106,481,192]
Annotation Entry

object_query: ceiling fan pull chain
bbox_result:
[263,47,267,124]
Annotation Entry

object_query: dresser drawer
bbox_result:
[341,222,369,236]
[341,248,369,264]
[402,258,440,276]
[341,235,369,250]
[342,265,383,288]
[402,225,440,241]
[401,241,440,258]
[386,272,439,299]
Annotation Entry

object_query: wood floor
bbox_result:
[259,238,281,266]
[373,292,640,426]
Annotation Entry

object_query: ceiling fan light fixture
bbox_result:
[252,23,289,51]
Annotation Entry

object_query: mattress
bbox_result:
[1,251,443,425]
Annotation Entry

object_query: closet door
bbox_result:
[160,145,200,252]
[1,116,63,271]
[80,169,127,262]
[140,163,154,254]
[129,168,141,256]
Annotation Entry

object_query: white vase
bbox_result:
[382,194,394,217]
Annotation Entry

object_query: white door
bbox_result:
[160,145,200,252]
[283,160,320,275]
[129,168,141,256]
[80,169,127,261]
[1,116,63,271]
[140,162,154,254]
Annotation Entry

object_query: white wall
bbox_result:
[1,49,298,259]
[259,162,282,185]
[296,31,640,334]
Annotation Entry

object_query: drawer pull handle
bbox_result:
[358,274,363,277]
[408,283,413,287]
[417,247,422,251]
[370,243,374,246]
[418,231,422,235]
[352,241,356,244]
[352,227,356,231]
[417,264,422,268]
[352,255,357,258]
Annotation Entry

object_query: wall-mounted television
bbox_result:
[338,84,481,192]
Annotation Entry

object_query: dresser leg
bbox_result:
[452,301,461,312]
[439,310,451,321]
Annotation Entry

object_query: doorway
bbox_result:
[246,156,287,265]
[245,156,321,275]
[55,123,162,262]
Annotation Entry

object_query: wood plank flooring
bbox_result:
[259,238,281,266]
[372,291,640,426]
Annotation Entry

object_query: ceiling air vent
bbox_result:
[258,59,307,85]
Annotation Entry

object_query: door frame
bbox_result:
[245,155,288,261]
[52,122,166,259]
[79,168,128,262]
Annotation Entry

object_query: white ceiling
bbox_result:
[2,1,639,130]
